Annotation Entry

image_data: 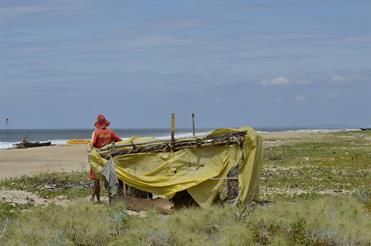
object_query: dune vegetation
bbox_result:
[0,131,370,245]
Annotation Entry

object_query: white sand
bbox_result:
[0,145,90,179]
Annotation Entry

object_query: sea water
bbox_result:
[0,127,360,149]
[0,128,212,149]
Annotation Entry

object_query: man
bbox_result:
[90,114,122,203]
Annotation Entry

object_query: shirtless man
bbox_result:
[89,114,122,203]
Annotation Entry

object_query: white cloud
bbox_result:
[261,77,312,86]
[331,75,345,82]
[293,94,306,102]
[329,71,370,86]
[271,76,291,86]
[261,76,291,86]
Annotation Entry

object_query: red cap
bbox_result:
[94,114,110,129]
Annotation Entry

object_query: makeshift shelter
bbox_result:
[88,126,263,207]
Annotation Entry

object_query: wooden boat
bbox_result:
[14,140,52,149]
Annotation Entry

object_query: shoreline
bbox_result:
[0,128,361,150]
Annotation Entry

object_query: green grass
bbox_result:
[0,131,370,245]
[262,132,371,203]
[0,171,92,199]
[0,202,30,221]
[0,202,32,243]
[1,196,370,245]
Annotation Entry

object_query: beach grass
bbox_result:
[0,171,92,199]
[0,130,370,245]
[1,196,369,245]
[262,131,370,206]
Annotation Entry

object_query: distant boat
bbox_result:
[14,140,52,149]
[360,128,371,131]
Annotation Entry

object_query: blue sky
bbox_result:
[0,0,370,129]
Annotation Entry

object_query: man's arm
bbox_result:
[90,130,97,150]
[111,130,122,142]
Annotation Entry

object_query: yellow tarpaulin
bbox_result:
[88,126,263,207]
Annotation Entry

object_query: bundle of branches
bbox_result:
[98,131,247,157]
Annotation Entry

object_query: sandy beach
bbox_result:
[0,145,90,179]
[0,131,330,180]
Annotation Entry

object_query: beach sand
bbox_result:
[0,131,329,180]
[0,145,90,179]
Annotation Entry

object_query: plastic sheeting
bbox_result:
[88,126,263,207]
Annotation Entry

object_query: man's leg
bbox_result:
[90,182,95,202]
[90,178,97,202]
[95,179,101,203]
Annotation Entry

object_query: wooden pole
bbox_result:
[171,113,175,149]
[192,113,196,137]
[5,118,9,149]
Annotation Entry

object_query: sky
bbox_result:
[0,0,370,129]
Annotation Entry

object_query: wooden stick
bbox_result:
[110,141,115,159]
[5,118,9,148]
[171,113,175,150]
[209,177,238,180]
[98,135,200,152]
[100,131,247,157]
[192,113,195,137]
[233,193,241,207]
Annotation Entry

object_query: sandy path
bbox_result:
[0,145,90,179]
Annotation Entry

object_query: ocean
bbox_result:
[0,128,212,149]
[0,127,360,149]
